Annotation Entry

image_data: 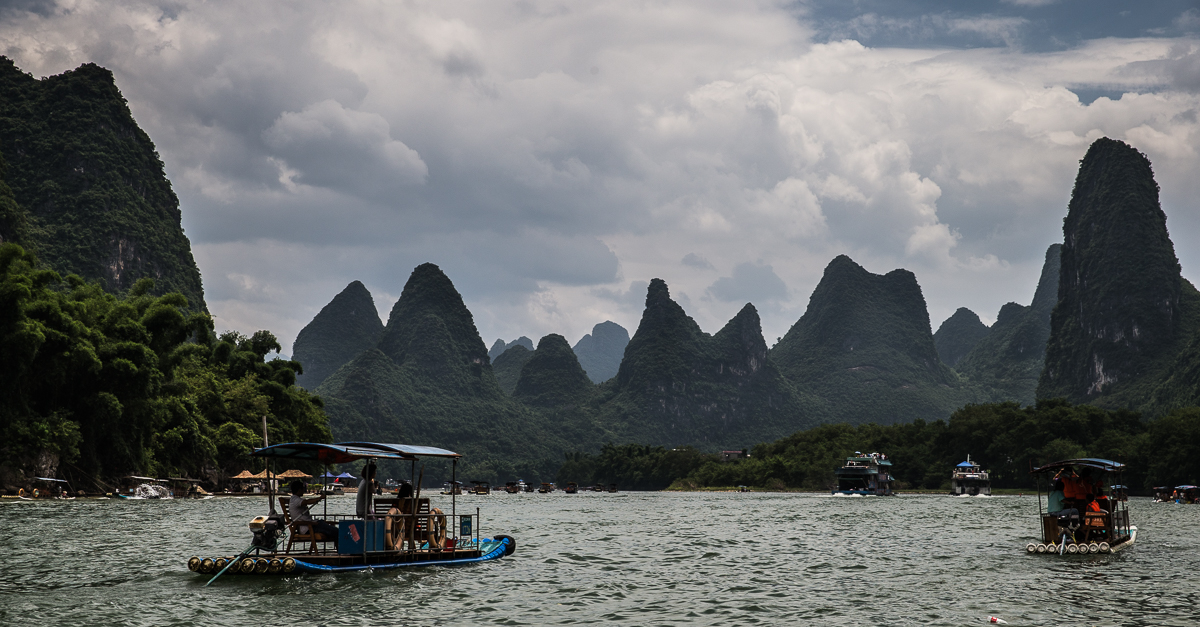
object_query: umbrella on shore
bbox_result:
[231,470,257,479]
[276,469,312,479]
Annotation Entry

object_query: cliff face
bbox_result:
[601,280,820,448]
[572,321,630,383]
[956,244,1061,405]
[771,255,979,425]
[1037,138,1189,406]
[292,281,383,389]
[934,308,990,367]
[0,58,205,309]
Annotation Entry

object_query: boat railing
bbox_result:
[273,510,482,558]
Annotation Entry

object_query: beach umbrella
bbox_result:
[336,472,357,479]
[277,469,312,479]
[231,470,256,479]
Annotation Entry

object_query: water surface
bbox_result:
[1,492,1195,626]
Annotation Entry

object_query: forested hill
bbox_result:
[292,280,383,390]
[770,255,982,425]
[952,243,1061,405]
[0,58,205,310]
[1038,138,1200,413]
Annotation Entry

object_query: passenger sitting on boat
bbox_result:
[1062,469,1099,508]
[288,480,338,546]
[356,463,376,518]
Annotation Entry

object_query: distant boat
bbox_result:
[950,455,991,496]
[832,453,894,496]
[607,484,618,493]
[564,482,578,494]
[538,483,554,493]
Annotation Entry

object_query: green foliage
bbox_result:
[292,280,383,389]
[556,443,717,490]
[491,344,533,395]
[513,334,593,408]
[318,264,603,485]
[660,399,1196,492]
[1039,138,1187,407]
[772,255,983,426]
[595,284,823,449]
[0,243,330,488]
[0,57,205,310]
[933,307,989,367]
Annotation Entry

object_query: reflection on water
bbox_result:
[1,493,1197,626]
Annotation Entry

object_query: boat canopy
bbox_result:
[1110,485,1128,490]
[34,477,69,483]
[1176,485,1199,490]
[1031,458,1125,474]
[252,442,414,464]
[125,475,161,481]
[335,441,461,458]
[956,461,978,468]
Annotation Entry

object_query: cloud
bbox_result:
[262,99,428,196]
[706,262,788,304]
[2,1,1199,352]
[681,253,715,271]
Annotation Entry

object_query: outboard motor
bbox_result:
[1055,508,1081,534]
[249,514,286,549]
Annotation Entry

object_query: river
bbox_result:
[0,492,1196,626]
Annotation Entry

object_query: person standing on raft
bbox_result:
[356,463,377,518]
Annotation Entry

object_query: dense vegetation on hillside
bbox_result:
[1039,138,1198,410]
[0,58,206,310]
[953,244,1061,405]
[933,308,989,367]
[596,282,823,448]
[292,280,383,390]
[491,344,533,394]
[772,255,982,425]
[317,263,603,483]
[572,321,629,383]
[0,243,330,492]
[562,400,1200,492]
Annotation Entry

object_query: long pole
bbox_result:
[263,416,275,515]
[205,542,255,587]
[451,458,457,544]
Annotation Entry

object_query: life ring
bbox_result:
[17,488,24,497]
[429,508,447,548]
[496,534,517,556]
[32,489,39,498]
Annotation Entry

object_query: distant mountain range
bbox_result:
[293,135,1200,481]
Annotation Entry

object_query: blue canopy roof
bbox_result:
[1176,485,1198,490]
[336,441,461,459]
[956,461,978,468]
[252,442,413,464]
[1032,458,1125,474]
[336,472,357,479]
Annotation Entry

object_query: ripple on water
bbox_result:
[0,493,1196,625]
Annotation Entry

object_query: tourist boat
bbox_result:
[504,482,520,494]
[832,453,894,496]
[607,484,618,493]
[441,481,464,495]
[1152,486,1173,502]
[186,442,515,579]
[471,481,491,495]
[1026,458,1136,555]
[18,477,76,499]
[537,482,554,493]
[950,455,991,496]
[564,482,578,494]
[1172,485,1199,503]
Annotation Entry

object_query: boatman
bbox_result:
[357,462,377,518]
[289,480,338,547]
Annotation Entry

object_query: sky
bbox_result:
[2,0,1199,355]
